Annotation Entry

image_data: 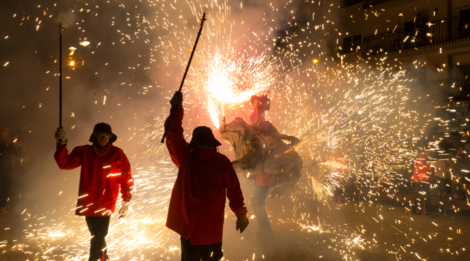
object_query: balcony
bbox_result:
[362,16,470,57]
[341,0,398,9]
[407,78,470,110]
[426,78,466,98]
[427,77,470,100]
[340,0,362,8]
[362,0,398,9]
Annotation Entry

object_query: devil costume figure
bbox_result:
[220,95,303,235]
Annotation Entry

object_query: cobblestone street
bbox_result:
[2,197,470,261]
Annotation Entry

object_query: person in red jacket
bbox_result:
[165,91,249,261]
[412,150,433,217]
[54,123,134,261]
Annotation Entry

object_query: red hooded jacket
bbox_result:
[54,143,134,216]
[165,106,247,245]
[413,153,433,182]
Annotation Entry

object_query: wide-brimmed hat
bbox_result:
[89,122,117,143]
[189,126,221,147]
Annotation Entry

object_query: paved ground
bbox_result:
[2,195,470,261]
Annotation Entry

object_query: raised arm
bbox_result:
[53,127,82,170]
[165,92,188,168]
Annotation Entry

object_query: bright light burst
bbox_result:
[204,53,275,104]
[194,53,277,127]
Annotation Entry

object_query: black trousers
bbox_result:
[414,182,432,215]
[86,216,111,261]
[0,176,12,208]
[180,237,223,261]
[251,185,273,232]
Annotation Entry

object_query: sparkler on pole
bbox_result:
[161,13,206,143]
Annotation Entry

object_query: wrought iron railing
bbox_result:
[362,16,470,57]
[340,45,361,55]
[361,29,405,56]
[425,78,470,99]
[340,0,362,8]
[362,0,397,9]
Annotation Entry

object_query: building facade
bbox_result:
[337,0,470,105]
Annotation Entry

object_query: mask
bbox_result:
[194,148,216,161]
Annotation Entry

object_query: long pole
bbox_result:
[161,13,206,143]
[58,23,65,128]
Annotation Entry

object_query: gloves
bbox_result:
[170,91,183,106]
[236,216,249,233]
[12,136,22,147]
[118,201,131,219]
[55,127,68,144]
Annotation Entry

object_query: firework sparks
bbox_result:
[2,0,469,260]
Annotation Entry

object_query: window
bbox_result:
[410,66,427,83]
[353,35,362,47]
[459,9,470,25]
[342,34,361,53]
[343,37,352,52]
[459,9,470,38]
[457,64,470,78]
[419,66,427,83]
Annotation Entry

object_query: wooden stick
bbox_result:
[161,13,206,143]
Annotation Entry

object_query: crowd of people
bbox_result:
[328,124,470,218]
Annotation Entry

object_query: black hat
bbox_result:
[89,123,118,143]
[189,126,221,147]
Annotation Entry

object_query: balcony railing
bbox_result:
[362,16,470,57]
[340,0,362,8]
[362,0,397,9]
[408,78,469,109]
[426,79,462,97]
